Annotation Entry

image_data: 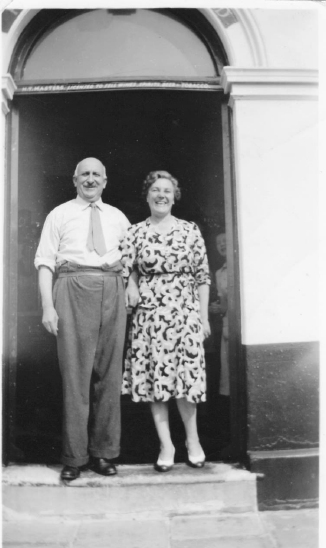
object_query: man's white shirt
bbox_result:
[34,195,130,272]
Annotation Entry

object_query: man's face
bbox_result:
[73,158,107,203]
[216,233,226,257]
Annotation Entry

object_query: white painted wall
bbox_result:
[226,7,319,345]
[233,96,318,344]
[250,8,319,70]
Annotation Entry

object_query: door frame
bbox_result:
[3,8,246,465]
[3,102,20,464]
[221,101,246,462]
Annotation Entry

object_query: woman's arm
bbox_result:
[198,283,211,339]
[120,226,140,309]
[125,269,140,308]
[215,268,228,315]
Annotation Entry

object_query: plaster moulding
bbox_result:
[221,67,319,104]
[201,8,267,67]
[16,81,222,94]
[231,10,267,67]
[2,74,17,115]
[5,8,264,77]
[2,10,40,74]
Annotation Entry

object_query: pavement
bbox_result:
[2,464,319,547]
[2,508,319,548]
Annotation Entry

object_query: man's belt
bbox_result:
[57,261,123,277]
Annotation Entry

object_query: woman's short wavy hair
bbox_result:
[142,170,181,201]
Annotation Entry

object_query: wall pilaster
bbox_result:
[220,67,319,345]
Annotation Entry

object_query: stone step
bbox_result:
[3,463,258,520]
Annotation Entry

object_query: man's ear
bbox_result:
[73,176,77,188]
[103,178,107,188]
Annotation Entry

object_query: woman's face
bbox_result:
[216,233,226,257]
[147,178,175,217]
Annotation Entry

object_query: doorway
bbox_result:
[10,88,229,464]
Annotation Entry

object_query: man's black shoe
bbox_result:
[61,465,80,481]
[90,458,117,476]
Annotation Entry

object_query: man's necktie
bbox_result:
[87,203,107,256]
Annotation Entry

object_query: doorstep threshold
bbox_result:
[2,462,256,487]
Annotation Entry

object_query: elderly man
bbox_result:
[35,157,130,481]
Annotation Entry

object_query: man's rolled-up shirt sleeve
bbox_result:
[34,211,60,272]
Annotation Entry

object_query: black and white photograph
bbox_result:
[1,1,322,546]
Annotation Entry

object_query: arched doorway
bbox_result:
[4,8,243,466]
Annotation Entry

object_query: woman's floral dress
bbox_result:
[121,218,211,403]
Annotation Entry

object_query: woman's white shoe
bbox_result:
[185,442,205,468]
[154,447,175,473]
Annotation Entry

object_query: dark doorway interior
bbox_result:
[12,90,229,464]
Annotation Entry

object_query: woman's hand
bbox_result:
[201,318,211,339]
[209,301,222,315]
[209,298,227,316]
[125,270,140,308]
[125,284,140,308]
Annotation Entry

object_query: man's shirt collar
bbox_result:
[75,195,104,210]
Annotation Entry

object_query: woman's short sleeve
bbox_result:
[191,223,211,286]
[120,226,137,282]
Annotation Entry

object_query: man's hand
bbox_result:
[42,306,59,336]
[38,266,58,334]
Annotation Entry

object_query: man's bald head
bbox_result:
[74,158,107,178]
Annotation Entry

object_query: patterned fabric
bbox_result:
[121,217,210,403]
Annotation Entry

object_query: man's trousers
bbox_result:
[53,264,127,467]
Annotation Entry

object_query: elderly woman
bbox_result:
[121,170,211,472]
